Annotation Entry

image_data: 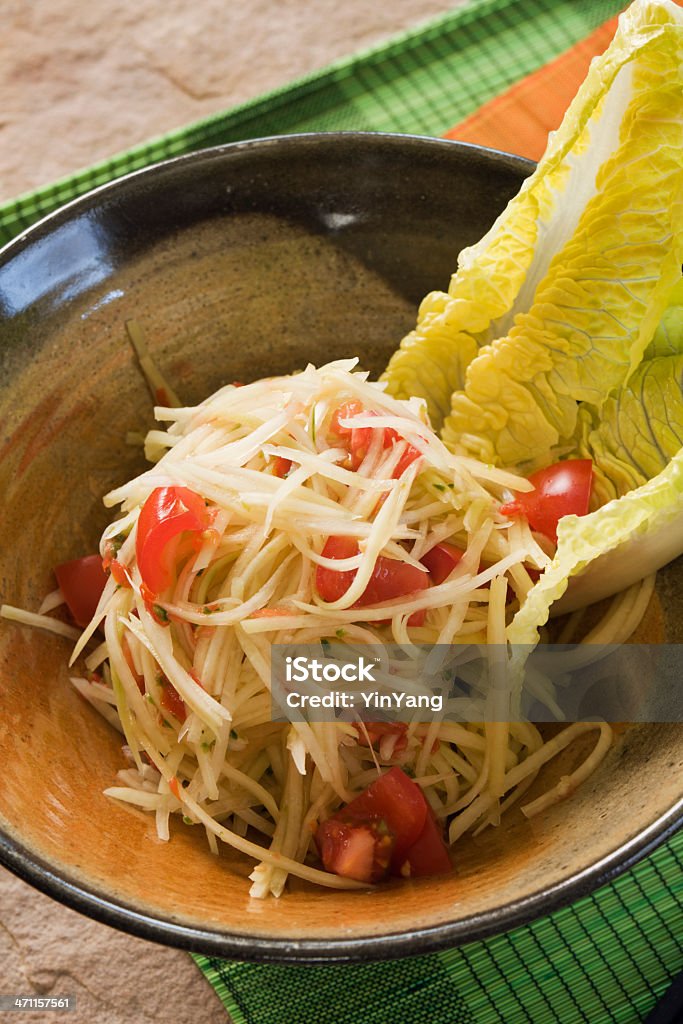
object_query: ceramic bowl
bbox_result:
[0,133,681,962]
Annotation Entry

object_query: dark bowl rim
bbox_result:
[0,130,680,963]
[0,130,536,262]
[1,799,681,963]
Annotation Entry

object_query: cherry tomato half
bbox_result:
[500,459,593,544]
[54,554,107,628]
[136,486,209,596]
[330,401,421,477]
[420,542,464,585]
[315,536,429,625]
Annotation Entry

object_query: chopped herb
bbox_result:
[433,483,446,492]
[110,532,126,555]
[230,729,239,740]
[182,815,194,825]
[196,568,205,577]
[200,740,216,752]
[153,603,169,623]
[335,628,346,639]
[102,532,127,569]
[321,637,330,651]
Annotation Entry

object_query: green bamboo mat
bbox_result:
[1,0,681,1021]
[195,829,683,1023]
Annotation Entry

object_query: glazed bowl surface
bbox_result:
[0,132,681,962]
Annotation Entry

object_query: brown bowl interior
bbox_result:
[0,135,681,960]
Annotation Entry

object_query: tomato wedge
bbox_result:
[109,559,131,588]
[316,817,394,883]
[136,486,209,596]
[342,767,427,866]
[330,400,421,477]
[420,542,535,603]
[330,400,367,468]
[316,767,451,883]
[54,554,107,628]
[357,722,408,754]
[160,680,187,723]
[391,441,422,478]
[315,536,429,625]
[271,456,292,478]
[500,459,593,544]
[420,542,464,585]
[398,809,451,878]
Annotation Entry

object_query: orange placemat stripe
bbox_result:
[444,15,620,161]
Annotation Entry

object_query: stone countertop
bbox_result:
[2,0,465,202]
[0,1,466,1022]
[0,869,227,1024]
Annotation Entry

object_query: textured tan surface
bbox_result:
[0,870,227,1024]
[1,0,464,202]
[0,3,465,1021]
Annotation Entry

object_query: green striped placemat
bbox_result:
[1,0,680,1020]
[195,828,683,1024]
